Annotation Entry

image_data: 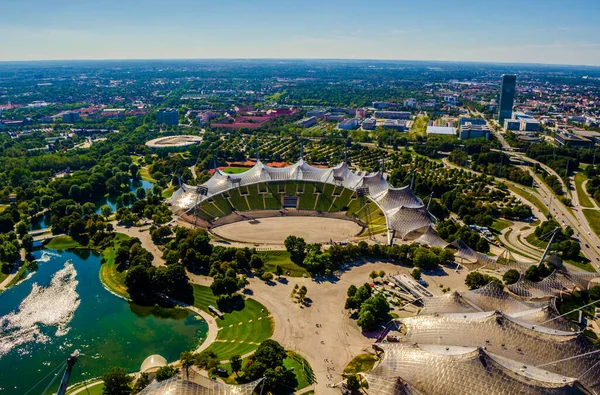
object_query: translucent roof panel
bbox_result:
[366,343,582,395]
[398,312,600,391]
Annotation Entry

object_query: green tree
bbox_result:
[502,269,520,285]
[132,372,150,394]
[100,204,112,218]
[465,271,501,290]
[284,235,307,264]
[357,310,377,331]
[22,234,34,253]
[275,264,284,278]
[590,285,600,301]
[346,375,361,393]
[410,268,421,280]
[155,365,178,382]
[231,355,242,376]
[102,367,133,395]
[369,270,378,282]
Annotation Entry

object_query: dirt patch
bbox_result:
[212,216,362,244]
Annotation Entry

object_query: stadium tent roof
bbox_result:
[396,311,600,391]
[168,160,434,241]
[364,343,582,395]
[137,374,263,395]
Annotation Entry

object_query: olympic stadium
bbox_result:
[168,159,436,246]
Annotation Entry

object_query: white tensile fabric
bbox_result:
[167,160,436,242]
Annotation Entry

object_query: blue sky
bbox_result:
[1,0,599,65]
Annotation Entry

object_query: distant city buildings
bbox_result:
[554,131,593,149]
[374,111,410,120]
[361,118,376,130]
[520,118,540,132]
[403,98,417,108]
[426,126,456,136]
[306,109,325,118]
[498,74,517,124]
[372,101,390,109]
[62,111,81,123]
[338,118,358,130]
[297,116,317,128]
[157,108,179,125]
[458,117,487,126]
[324,113,346,122]
[459,124,489,140]
[504,119,520,131]
[381,119,408,131]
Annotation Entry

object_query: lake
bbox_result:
[96,178,155,214]
[0,248,207,394]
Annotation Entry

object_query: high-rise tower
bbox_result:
[498,74,516,124]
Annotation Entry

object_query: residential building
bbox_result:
[374,111,410,120]
[338,118,358,130]
[498,74,517,124]
[157,108,179,125]
[361,118,376,130]
[62,111,81,123]
[504,119,520,131]
[426,126,456,136]
[459,124,489,140]
[297,116,317,128]
[381,119,408,131]
[554,131,593,149]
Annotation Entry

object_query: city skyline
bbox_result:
[1,0,600,65]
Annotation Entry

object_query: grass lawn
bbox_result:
[139,166,155,182]
[162,185,177,199]
[217,351,314,390]
[343,354,378,374]
[46,235,83,250]
[258,250,309,277]
[245,187,265,210]
[505,183,549,217]
[192,285,274,361]
[284,351,315,390]
[6,264,28,287]
[212,194,234,215]
[200,200,224,219]
[575,172,593,208]
[525,233,595,272]
[490,218,514,233]
[222,167,250,174]
[99,233,131,299]
[228,188,250,211]
[583,209,600,238]
[66,381,104,395]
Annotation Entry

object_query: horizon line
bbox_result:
[0,57,599,68]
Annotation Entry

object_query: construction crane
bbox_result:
[57,350,80,395]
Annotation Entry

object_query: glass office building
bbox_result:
[498,74,516,124]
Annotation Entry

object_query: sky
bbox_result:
[0,0,599,65]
